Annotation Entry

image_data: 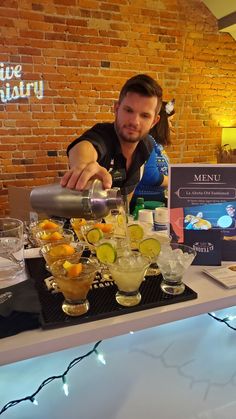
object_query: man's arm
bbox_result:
[60,140,112,190]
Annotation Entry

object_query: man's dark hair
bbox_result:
[118,74,163,114]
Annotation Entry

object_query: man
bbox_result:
[61,74,163,198]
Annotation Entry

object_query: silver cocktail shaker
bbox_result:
[30,179,123,219]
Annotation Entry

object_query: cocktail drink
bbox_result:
[138,232,171,276]
[0,218,24,281]
[95,237,130,281]
[81,220,114,276]
[36,228,74,246]
[70,218,87,241]
[81,221,114,249]
[50,256,99,316]
[104,210,128,238]
[127,222,145,250]
[108,253,149,306]
[29,218,64,245]
[157,243,196,295]
[41,242,84,271]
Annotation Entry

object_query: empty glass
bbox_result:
[0,218,24,281]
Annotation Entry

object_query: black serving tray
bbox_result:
[26,257,198,330]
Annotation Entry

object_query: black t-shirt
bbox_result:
[67,123,153,195]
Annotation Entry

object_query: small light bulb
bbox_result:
[63,383,69,396]
[62,376,69,396]
[129,331,134,335]
[30,397,38,406]
[228,315,236,321]
[97,353,106,365]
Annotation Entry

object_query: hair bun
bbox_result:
[165,99,175,115]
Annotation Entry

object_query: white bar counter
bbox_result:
[1,263,236,366]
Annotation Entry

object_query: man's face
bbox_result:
[226,206,235,217]
[114,92,160,144]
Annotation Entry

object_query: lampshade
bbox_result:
[221,127,236,148]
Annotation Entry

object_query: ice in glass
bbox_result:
[108,253,149,306]
[157,243,196,295]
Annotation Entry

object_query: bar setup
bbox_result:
[1,167,236,418]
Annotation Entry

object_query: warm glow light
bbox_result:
[221,128,236,148]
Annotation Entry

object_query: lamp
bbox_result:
[221,127,236,148]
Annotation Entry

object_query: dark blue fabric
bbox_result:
[133,138,169,202]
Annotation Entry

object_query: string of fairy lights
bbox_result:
[0,312,236,416]
[0,340,105,416]
[208,312,236,331]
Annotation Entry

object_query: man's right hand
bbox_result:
[60,161,112,191]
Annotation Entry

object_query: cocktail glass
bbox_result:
[0,218,24,281]
[50,256,99,316]
[29,218,64,245]
[157,243,196,295]
[81,220,114,278]
[141,231,172,276]
[108,253,149,306]
[36,228,74,247]
[95,236,130,281]
[41,241,85,272]
[70,218,87,241]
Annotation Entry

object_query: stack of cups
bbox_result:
[137,209,154,232]
[153,207,169,232]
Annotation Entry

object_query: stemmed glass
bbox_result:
[80,220,114,279]
[28,218,64,247]
[157,243,196,295]
[50,256,99,316]
[108,252,150,306]
[36,228,75,247]
[41,241,85,291]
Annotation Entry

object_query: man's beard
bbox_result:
[115,123,147,144]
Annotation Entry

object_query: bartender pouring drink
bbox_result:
[60,74,163,205]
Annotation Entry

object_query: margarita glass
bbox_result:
[108,253,149,306]
[41,241,85,271]
[50,256,99,316]
[29,218,64,246]
[36,228,74,247]
[70,218,87,241]
[157,243,196,295]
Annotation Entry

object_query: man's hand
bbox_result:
[60,161,112,190]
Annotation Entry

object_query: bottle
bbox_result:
[30,179,123,220]
[132,197,145,220]
[153,207,169,231]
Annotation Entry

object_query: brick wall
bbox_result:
[1,0,236,216]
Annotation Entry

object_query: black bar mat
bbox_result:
[26,258,198,330]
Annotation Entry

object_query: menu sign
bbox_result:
[169,164,236,263]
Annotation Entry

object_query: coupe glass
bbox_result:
[108,253,149,307]
[50,256,99,316]
[142,231,172,276]
[29,218,64,245]
[41,241,85,272]
[36,228,74,247]
[70,218,87,241]
[157,243,196,295]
